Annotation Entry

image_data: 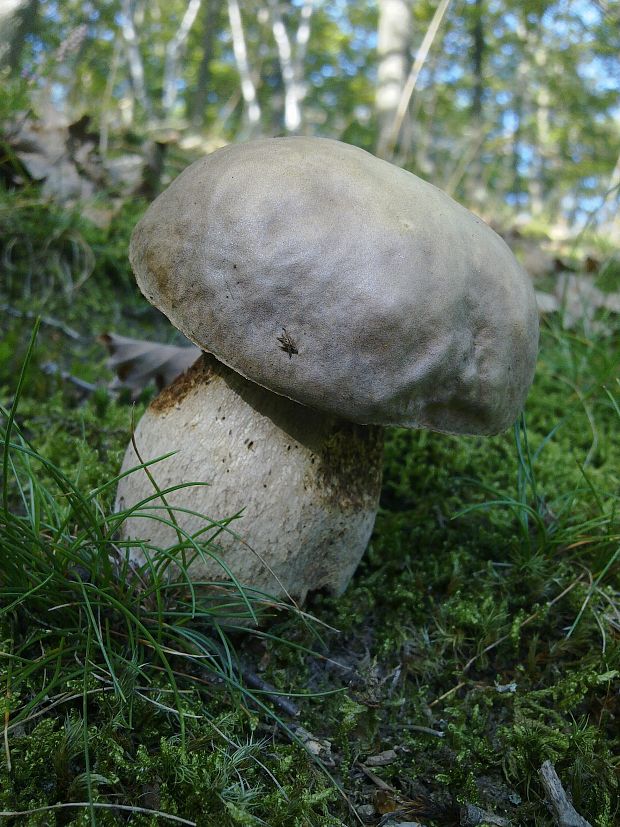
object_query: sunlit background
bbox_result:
[1,0,618,235]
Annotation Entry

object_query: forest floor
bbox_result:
[0,187,619,827]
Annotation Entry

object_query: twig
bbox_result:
[539,761,592,827]
[1,304,84,341]
[0,802,196,824]
[355,761,395,791]
[239,667,300,718]
[406,724,445,737]
[429,681,466,707]
[3,687,10,772]
[41,362,98,394]
[431,576,585,709]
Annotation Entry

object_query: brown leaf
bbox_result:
[99,332,200,397]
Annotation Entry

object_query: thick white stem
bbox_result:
[116,355,384,603]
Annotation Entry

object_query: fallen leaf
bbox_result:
[99,332,200,397]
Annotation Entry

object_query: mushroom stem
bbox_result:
[115,354,384,603]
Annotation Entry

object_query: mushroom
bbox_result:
[115,137,538,603]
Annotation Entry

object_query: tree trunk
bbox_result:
[471,0,484,120]
[3,0,39,73]
[530,44,551,217]
[377,0,451,161]
[162,0,204,117]
[190,0,222,127]
[511,62,527,207]
[99,37,122,158]
[465,0,486,205]
[227,0,261,133]
[375,0,412,157]
[270,0,314,134]
[119,0,153,119]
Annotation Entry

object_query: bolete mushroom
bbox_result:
[115,137,538,602]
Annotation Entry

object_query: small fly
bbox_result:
[277,328,299,358]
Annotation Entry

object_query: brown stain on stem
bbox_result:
[149,353,385,514]
[149,354,213,413]
[315,422,384,511]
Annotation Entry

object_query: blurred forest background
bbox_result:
[1,0,619,238]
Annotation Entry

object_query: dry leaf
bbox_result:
[99,332,200,397]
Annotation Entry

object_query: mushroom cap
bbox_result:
[130,137,538,434]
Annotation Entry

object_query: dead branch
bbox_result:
[239,666,300,718]
[2,304,84,341]
[41,362,97,394]
[539,761,592,827]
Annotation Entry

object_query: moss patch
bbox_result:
[1,188,619,825]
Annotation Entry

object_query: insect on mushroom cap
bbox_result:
[129,136,539,435]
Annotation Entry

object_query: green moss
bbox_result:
[1,187,619,825]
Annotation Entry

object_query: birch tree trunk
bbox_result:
[511,59,527,205]
[119,0,153,118]
[162,0,204,116]
[2,0,39,72]
[375,0,412,157]
[270,0,314,134]
[227,0,261,133]
[530,43,551,217]
[376,0,451,161]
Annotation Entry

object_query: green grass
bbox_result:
[1,190,619,825]
[1,327,343,826]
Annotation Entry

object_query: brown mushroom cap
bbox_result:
[130,137,538,435]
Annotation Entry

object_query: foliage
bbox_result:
[2,1,619,228]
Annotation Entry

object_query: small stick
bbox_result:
[1,304,84,341]
[460,804,511,826]
[429,681,466,707]
[3,688,11,772]
[355,761,395,791]
[239,667,300,718]
[41,362,97,393]
[407,724,445,737]
[539,761,592,827]
[0,802,196,825]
